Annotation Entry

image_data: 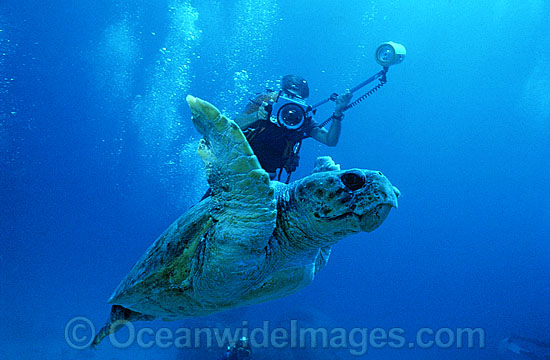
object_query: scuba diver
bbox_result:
[219,337,252,360]
[198,41,405,194]
[499,335,550,359]
[234,74,352,180]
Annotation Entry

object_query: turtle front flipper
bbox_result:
[186,95,277,245]
[91,305,154,349]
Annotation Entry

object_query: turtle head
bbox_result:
[290,168,399,245]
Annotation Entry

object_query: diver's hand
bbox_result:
[334,90,352,117]
[256,102,269,121]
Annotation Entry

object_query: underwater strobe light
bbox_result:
[375,41,406,67]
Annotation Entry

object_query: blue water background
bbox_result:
[1,0,549,359]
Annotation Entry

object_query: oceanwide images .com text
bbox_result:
[65,317,485,356]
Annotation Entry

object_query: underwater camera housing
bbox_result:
[269,91,313,130]
[375,41,406,67]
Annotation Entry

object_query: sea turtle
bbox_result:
[91,95,400,348]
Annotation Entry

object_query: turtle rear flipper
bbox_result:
[91,305,154,349]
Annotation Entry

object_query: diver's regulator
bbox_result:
[270,41,406,131]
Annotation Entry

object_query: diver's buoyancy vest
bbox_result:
[244,119,310,173]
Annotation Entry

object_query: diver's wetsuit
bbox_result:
[243,118,314,174]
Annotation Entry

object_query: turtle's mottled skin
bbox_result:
[91,96,399,348]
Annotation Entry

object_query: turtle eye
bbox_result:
[341,171,365,191]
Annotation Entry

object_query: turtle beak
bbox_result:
[389,186,400,209]
[358,174,399,232]
[360,204,394,232]
[377,176,399,210]
[393,186,401,199]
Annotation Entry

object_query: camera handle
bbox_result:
[315,67,388,128]
[311,67,388,110]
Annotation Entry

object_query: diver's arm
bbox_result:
[310,90,352,146]
[235,111,261,129]
[309,118,342,147]
[235,100,270,129]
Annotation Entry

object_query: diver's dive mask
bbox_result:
[269,91,313,130]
